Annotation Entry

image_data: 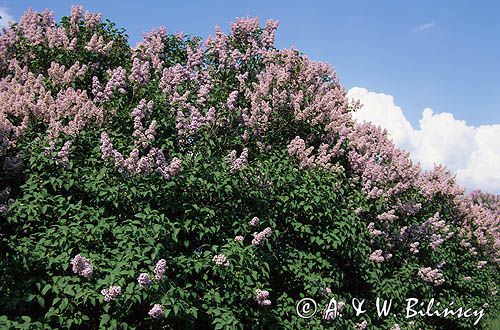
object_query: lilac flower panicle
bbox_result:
[320,287,332,296]
[252,227,272,246]
[154,259,167,281]
[101,285,121,302]
[148,304,164,319]
[235,235,244,242]
[212,254,229,267]
[369,250,385,263]
[355,320,368,330]
[137,273,153,288]
[249,216,260,227]
[255,289,271,306]
[71,254,93,279]
[418,267,445,286]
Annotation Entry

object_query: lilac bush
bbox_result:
[0,5,498,330]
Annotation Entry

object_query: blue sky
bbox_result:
[1,1,499,192]
[2,0,499,127]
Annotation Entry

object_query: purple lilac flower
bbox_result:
[148,304,164,319]
[154,259,167,281]
[212,254,229,267]
[369,250,384,263]
[71,254,93,279]
[255,289,271,306]
[101,285,121,302]
[252,227,272,246]
[137,273,152,288]
[418,267,445,286]
[249,216,260,227]
[320,287,332,296]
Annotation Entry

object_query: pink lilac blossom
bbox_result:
[235,235,244,243]
[409,242,420,254]
[56,141,72,167]
[320,287,332,296]
[101,285,122,302]
[367,223,383,237]
[85,34,114,54]
[255,289,271,306]
[84,10,101,28]
[137,273,153,288]
[287,136,344,170]
[148,304,164,319]
[249,217,260,227]
[229,148,249,172]
[477,261,488,269]
[252,227,272,246]
[226,90,239,110]
[48,61,88,85]
[134,27,167,72]
[369,250,385,263]
[418,267,445,286]
[69,5,83,33]
[377,210,398,222]
[129,58,151,85]
[212,254,229,267]
[71,254,93,279]
[100,67,127,101]
[261,20,279,48]
[154,259,167,281]
[355,320,367,330]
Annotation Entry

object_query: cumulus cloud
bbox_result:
[414,20,435,32]
[347,87,500,193]
[0,7,15,29]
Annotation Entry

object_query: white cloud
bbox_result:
[414,20,435,32]
[347,87,500,194]
[0,7,15,29]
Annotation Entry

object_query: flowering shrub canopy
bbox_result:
[0,6,498,329]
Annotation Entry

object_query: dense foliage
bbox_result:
[0,6,498,329]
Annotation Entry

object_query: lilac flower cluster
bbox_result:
[377,210,398,222]
[369,250,385,263]
[48,61,88,85]
[355,320,367,330]
[56,141,72,167]
[154,259,167,281]
[367,222,383,237]
[229,148,249,172]
[101,285,122,302]
[129,58,150,85]
[251,227,272,246]
[320,287,332,296]
[212,254,230,267]
[418,267,445,286]
[100,132,181,180]
[93,67,127,102]
[71,254,93,279]
[137,273,153,288]
[133,27,168,72]
[477,261,488,269]
[148,304,164,319]
[255,289,271,306]
[249,216,260,227]
[287,136,344,171]
[85,34,114,54]
[234,235,244,243]
[409,242,420,254]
